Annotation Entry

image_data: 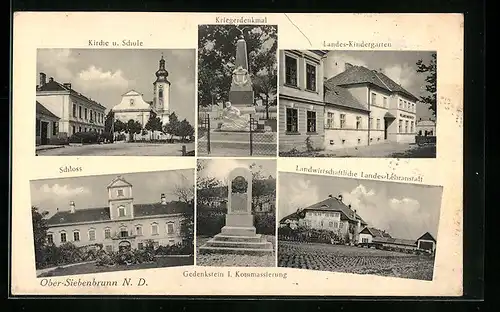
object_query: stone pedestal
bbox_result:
[199,167,273,255]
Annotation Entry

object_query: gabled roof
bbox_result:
[37,79,106,110]
[325,65,419,102]
[417,232,436,242]
[372,236,416,246]
[301,196,367,225]
[323,83,369,112]
[46,201,192,226]
[36,101,59,119]
[360,226,392,238]
[107,175,132,188]
[280,212,300,223]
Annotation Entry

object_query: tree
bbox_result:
[198,25,278,107]
[104,111,115,133]
[163,112,179,141]
[171,173,195,204]
[126,119,143,141]
[32,206,49,266]
[113,119,127,133]
[144,114,163,140]
[416,53,437,117]
[176,119,195,142]
[253,71,277,119]
[249,163,276,208]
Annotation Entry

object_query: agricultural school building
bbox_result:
[358,226,437,253]
[36,73,106,144]
[280,194,368,243]
[45,175,191,253]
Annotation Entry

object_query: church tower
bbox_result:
[107,175,134,220]
[153,54,171,124]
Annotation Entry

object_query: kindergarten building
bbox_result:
[279,50,421,153]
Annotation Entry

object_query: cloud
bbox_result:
[38,183,90,198]
[340,184,431,240]
[324,52,368,79]
[37,49,77,81]
[279,178,320,219]
[76,66,132,90]
[202,159,244,183]
[382,63,419,90]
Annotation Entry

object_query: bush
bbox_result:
[115,133,127,141]
[69,131,99,144]
[196,211,226,236]
[99,132,113,143]
[254,213,275,235]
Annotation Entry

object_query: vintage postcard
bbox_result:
[11,12,463,297]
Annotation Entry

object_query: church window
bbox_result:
[130,99,135,106]
[117,189,124,197]
[158,89,163,99]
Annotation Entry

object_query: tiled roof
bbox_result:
[365,227,392,238]
[302,196,368,225]
[417,231,436,242]
[280,212,300,223]
[323,83,369,112]
[37,79,106,110]
[36,101,59,119]
[325,65,419,102]
[372,237,416,246]
[46,201,191,226]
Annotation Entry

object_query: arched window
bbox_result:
[151,223,159,235]
[47,232,54,244]
[118,205,126,217]
[166,221,175,234]
[88,228,96,241]
[59,231,67,243]
[104,228,111,239]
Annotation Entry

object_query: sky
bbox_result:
[198,159,276,184]
[323,51,436,120]
[36,49,196,124]
[278,173,443,241]
[30,169,194,218]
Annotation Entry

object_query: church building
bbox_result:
[112,54,172,128]
[45,175,192,252]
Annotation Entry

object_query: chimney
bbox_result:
[160,193,167,205]
[345,63,353,71]
[70,201,76,213]
[419,117,422,121]
[348,204,352,209]
[39,72,46,86]
[63,83,72,89]
[328,194,333,198]
[338,194,343,202]
[49,77,54,82]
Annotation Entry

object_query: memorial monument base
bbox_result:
[199,232,273,255]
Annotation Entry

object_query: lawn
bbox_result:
[278,241,435,281]
[37,256,194,278]
[196,235,276,267]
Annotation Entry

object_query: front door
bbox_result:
[384,120,389,140]
[41,121,49,145]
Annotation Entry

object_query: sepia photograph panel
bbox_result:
[278,172,442,281]
[35,49,196,156]
[278,50,437,158]
[31,169,195,278]
[197,24,278,157]
[196,159,276,267]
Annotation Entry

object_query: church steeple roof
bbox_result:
[154,54,170,84]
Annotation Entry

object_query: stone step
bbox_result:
[221,226,256,237]
[198,246,274,255]
[213,233,263,242]
[204,239,273,250]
